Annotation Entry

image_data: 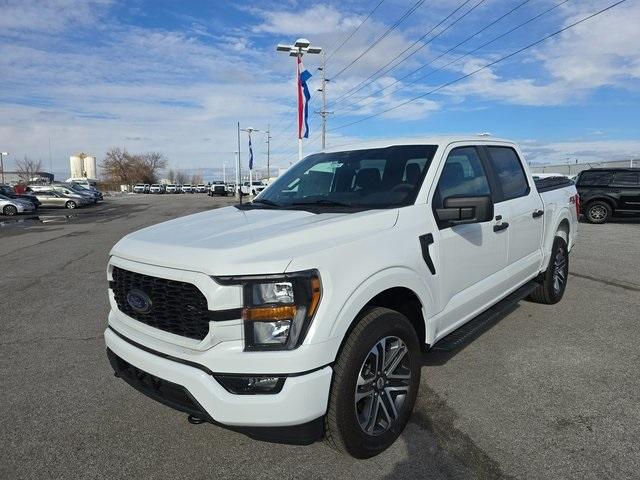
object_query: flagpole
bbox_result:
[297,51,303,165]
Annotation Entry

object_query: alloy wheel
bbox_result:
[553,246,567,295]
[589,205,606,221]
[354,336,411,436]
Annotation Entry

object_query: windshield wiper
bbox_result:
[291,199,354,207]
[252,198,282,207]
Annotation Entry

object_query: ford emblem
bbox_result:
[127,289,152,314]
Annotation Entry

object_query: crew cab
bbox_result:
[574,168,640,223]
[240,181,267,196]
[105,137,578,458]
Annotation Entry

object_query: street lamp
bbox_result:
[276,38,322,163]
[0,152,8,184]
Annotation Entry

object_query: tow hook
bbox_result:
[187,415,207,425]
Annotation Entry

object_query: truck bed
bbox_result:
[534,176,574,193]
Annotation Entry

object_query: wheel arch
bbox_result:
[584,196,616,211]
[327,268,433,362]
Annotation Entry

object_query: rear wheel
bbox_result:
[3,205,18,216]
[65,201,77,209]
[528,236,569,304]
[325,307,421,458]
[585,201,611,224]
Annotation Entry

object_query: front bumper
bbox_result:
[105,327,332,438]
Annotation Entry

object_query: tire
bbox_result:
[3,205,18,216]
[325,307,421,458]
[584,200,612,224]
[65,201,77,209]
[528,236,569,305]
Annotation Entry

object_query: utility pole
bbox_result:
[316,51,333,151]
[266,125,271,179]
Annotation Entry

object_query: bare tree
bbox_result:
[15,156,43,182]
[100,148,168,184]
[190,173,204,185]
[175,170,188,184]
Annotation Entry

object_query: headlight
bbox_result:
[215,270,322,351]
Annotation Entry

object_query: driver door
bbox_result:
[430,145,509,339]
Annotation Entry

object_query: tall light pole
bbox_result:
[0,152,8,184]
[276,38,322,163]
[241,127,259,199]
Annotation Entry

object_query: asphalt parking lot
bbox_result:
[1,194,639,480]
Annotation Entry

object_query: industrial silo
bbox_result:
[83,156,97,179]
[70,155,84,178]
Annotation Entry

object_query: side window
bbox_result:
[578,171,613,186]
[486,147,529,201]
[612,172,639,186]
[433,147,491,210]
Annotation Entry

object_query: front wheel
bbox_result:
[325,307,421,458]
[3,205,18,216]
[65,201,77,209]
[528,236,569,304]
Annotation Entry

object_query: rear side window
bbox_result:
[611,172,639,186]
[577,171,613,186]
[486,147,529,201]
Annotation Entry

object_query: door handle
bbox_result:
[493,222,509,232]
[532,209,544,218]
[418,234,436,275]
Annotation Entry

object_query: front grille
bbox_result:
[110,266,214,340]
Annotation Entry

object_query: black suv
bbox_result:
[575,168,640,223]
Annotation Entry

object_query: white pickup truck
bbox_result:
[105,136,578,458]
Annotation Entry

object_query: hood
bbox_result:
[111,205,399,275]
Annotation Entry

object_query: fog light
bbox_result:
[215,375,285,394]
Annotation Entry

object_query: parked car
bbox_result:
[149,184,163,194]
[574,168,640,223]
[32,190,89,209]
[31,184,97,204]
[0,194,35,216]
[182,184,194,193]
[165,184,177,194]
[69,181,103,201]
[133,184,146,194]
[105,136,579,457]
[208,181,233,196]
[0,185,41,209]
[240,181,267,196]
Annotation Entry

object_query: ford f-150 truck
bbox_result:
[105,136,578,458]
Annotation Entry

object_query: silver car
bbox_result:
[0,194,35,215]
[32,190,90,209]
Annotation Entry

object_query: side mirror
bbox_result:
[435,195,493,226]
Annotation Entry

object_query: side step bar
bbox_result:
[431,281,539,352]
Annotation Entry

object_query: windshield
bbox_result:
[258,145,437,209]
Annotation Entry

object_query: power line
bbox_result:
[325,0,386,62]
[340,0,570,113]
[331,0,427,80]
[329,0,628,132]
[328,0,484,108]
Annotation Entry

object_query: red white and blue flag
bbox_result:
[297,56,312,139]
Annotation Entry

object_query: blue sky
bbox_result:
[1,0,639,178]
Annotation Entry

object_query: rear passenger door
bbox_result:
[484,146,544,282]
[611,171,640,211]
